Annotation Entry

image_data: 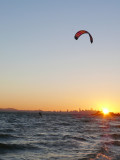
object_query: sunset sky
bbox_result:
[0,0,120,112]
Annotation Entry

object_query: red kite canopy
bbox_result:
[74,30,93,43]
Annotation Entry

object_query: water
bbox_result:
[0,112,120,160]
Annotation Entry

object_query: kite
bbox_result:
[74,30,93,43]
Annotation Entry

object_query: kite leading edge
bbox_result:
[74,30,93,43]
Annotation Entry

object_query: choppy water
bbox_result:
[0,112,120,160]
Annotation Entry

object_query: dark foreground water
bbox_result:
[0,112,120,160]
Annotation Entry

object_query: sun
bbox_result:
[102,108,109,115]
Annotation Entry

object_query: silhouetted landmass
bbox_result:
[0,108,43,112]
[0,108,119,117]
[0,108,18,112]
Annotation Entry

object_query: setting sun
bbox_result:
[102,108,109,115]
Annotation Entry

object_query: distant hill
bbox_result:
[0,108,18,112]
[0,108,43,112]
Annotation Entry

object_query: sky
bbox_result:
[0,0,120,112]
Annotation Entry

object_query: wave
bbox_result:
[90,153,112,160]
[62,135,86,141]
[110,133,120,139]
[0,128,15,133]
[88,145,112,160]
[111,125,120,128]
[56,122,71,126]
[0,143,38,153]
[105,140,120,146]
[0,133,17,139]
[78,145,111,160]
